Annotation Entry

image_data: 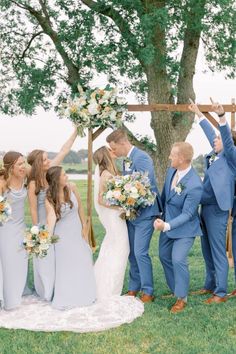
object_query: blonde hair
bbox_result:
[172,142,194,163]
[106,129,128,144]
[93,146,118,176]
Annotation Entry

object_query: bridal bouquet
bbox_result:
[0,195,12,226]
[103,172,156,220]
[58,84,127,136]
[22,225,59,258]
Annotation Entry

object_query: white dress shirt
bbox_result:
[127,146,135,158]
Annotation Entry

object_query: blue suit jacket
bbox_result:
[123,147,162,221]
[161,167,203,239]
[200,119,235,211]
[219,123,236,215]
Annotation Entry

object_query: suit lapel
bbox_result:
[166,169,177,201]
[167,167,193,201]
[129,147,137,172]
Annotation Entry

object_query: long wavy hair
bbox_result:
[27,149,46,195]
[0,151,23,186]
[46,166,73,220]
[93,146,118,176]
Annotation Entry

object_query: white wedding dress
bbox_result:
[94,166,130,300]
[0,168,144,333]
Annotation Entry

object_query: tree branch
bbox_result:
[20,31,44,59]
[9,0,28,10]
[80,0,143,65]
[176,1,207,106]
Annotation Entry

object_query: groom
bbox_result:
[106,129,162,303]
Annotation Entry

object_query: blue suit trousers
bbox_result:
[200,204,229,297]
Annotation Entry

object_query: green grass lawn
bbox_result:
[2,180,236,354]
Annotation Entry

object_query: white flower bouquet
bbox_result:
[103,172,156,220]
[0,195,12,226]
[58,84,127,136]
[22,225,59,258]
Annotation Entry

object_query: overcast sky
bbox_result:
[0,45,235,158]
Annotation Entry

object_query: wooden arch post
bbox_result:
[86,100,236,252]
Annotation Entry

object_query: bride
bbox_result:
[93,146,130,300]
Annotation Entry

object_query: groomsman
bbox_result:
[189,99,235,304]
[154,142,203,313]
[207,99,236,296]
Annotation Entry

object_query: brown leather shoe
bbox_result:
[125,290,139,297]
[170,299,186,314]
[140,293,155,303]
[204,295,227,304]
[190,288,213,295]
[228,289,236,297]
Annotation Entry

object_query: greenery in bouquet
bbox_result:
[58,84,127,137]
[103,172,156,220]
[0,195,12,226]
[23,225,59,259]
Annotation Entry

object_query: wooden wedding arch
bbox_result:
[86,99,236,263]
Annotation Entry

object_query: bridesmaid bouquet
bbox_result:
[0,195,12,226]
[103,172,156,220]
[23,225,59,258]
[58,84,127,137]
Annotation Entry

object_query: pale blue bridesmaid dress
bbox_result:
[52,192,96,310]
[33,189,55,301]
[0,185,28,310]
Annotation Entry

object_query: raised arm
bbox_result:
[210,97,236,167]
[50,127,78,167]
[188,99,216,148]
[28,181,38,225]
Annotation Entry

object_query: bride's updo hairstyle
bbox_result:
[27,149,45,195]
[0,151,23,182]
[46,166,73,220]
[93,146,118,176]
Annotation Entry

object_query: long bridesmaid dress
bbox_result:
[0,185,28,310]
[33,189,55,301]
[52,192,96,310]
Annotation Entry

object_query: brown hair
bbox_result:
[27,150,46,195]
[106,129,128,144]
[93,146,118,176]
[172,142,194,163]
[0,151,23,183]
[46,166,73,220]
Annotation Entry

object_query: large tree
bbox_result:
[0,0,235,185]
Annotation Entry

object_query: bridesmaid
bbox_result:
[27,127,78,301]
[0,151,28,310]
[45,166,96,309]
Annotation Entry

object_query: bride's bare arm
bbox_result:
[98,171,120,210]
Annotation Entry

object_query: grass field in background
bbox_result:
[2,180,236,354]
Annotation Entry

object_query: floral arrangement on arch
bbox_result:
[58,84,127,137]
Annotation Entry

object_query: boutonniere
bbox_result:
[174,182,185,195]
[209,153,217,166]
[123,157,132,171]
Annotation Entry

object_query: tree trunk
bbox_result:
[146,65,174,188]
